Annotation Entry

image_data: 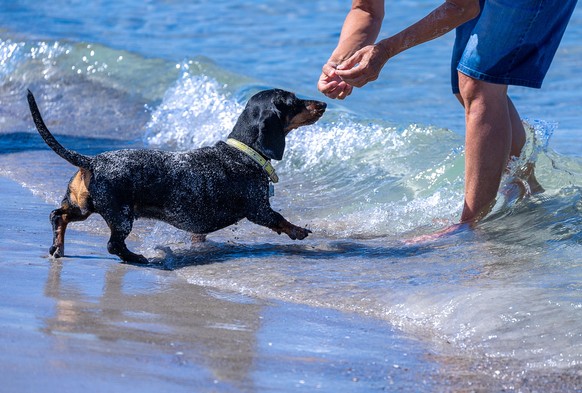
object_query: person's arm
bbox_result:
[318,0,385,99]
[334,0,480,88]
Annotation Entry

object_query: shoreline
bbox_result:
[0,176,440,392]
[1,175,581,392]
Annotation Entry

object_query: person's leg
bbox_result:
[452,0,576,222]
[507,97,545,194]
[458,73,512,223]
[456,93,524,158]
[507,97,525,159]
[456,84,543,224]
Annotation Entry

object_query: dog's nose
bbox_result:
[307,100,327,114]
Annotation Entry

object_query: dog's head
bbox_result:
[228,89,326,160]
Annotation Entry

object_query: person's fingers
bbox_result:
[318,61,357,99]
[334,45,383,88]
[319,80,343,99]
[322,62,337,78]
[319,82,337,95]
[336,50,362,71]
[319,67,352,99]
[329,81,352,100]
[346,84,353,95]
[318,72,338,92]
[339,84,353,99]
[335,68,369,87]
[336,51,369,86]
[336,56,378,87]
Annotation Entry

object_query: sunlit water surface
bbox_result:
[0,0,581,385]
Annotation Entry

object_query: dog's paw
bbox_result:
[288,225,311,240]
[49,245,64,258]
[121,252,149,264]
[271,220,312,240]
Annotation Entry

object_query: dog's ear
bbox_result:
[257,108,285,161]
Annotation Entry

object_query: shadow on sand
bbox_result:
[136,240,435,271]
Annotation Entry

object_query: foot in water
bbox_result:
[403,222,471,245]
[405,161,544,245]
[518,161,545,195]
[405,164,544,245]
[500,161,545,207]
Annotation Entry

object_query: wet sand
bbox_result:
[0,176,441,392]
[2,175,581,392]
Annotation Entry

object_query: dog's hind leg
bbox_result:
[102,206,148,264]
[49,208,67,258]
[49,169,94,258]
[49,203,92,258]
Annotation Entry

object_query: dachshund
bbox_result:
[27,89,326,263]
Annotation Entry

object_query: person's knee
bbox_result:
[458,72,506,107]
[458,73,478,103]
[454,93,465,107]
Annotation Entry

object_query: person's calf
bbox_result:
[459,75,512,223]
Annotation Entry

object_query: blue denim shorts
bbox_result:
[451,0,577,94]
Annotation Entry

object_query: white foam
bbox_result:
[144,74,241,150]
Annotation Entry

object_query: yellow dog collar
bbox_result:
[226,138,279,183]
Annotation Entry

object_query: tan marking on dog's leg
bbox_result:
[49,170,93,258]
[50,208,68,257]
[68,169,92,212]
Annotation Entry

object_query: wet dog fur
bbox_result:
[27,89,326,263]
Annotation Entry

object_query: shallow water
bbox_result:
[1,0,581,389]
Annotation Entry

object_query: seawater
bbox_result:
[0,0,581,385]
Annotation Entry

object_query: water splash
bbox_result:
[2,34,582,379]
[144,74,241,150]
[136,73,582,240]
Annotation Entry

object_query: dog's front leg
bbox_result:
[248,206,311,240]
[271,218,312,240]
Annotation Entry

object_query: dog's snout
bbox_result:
[307,100,327,115]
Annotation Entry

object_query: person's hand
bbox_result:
[317,62,353,100]
[334,44,389,88]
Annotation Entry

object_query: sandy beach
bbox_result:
[2,176,581,392]
[1,2,581,389]
[0,176,446,392]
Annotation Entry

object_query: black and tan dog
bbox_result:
[27,89,326,263]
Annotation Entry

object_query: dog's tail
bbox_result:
[27,90,92,169]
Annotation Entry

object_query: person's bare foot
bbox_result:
[524,163,544,194]
[403,223,470,245]
[515,162,545,195]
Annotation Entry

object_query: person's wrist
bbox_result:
[376,39,394,62]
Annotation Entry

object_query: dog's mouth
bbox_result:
[307,100,327,119]
[301,100,327,124]
[284,100,327,133]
